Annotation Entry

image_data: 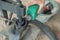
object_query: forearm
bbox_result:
[55,0,60,3]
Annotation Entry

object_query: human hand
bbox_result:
[21,0,45,13]
[28,0,45,13]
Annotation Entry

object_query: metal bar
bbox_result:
[0,6,4,17]
[0,1,15,13]
[0,1,22,13]
[0,1,25,17]
[2,10,8,19]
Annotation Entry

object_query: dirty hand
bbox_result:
[28,0,45,13]
[21,0,45,13]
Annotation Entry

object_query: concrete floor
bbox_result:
[46,13,60,40]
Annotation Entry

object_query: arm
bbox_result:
[21,0,45,13]
[55,0,60,3]
[28,0,45,13]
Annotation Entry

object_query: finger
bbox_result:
[37,4,44,13]
[37,0,45,13]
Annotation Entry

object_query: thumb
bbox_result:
[37,0,45,13]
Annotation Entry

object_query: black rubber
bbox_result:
[31,20,57,40]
